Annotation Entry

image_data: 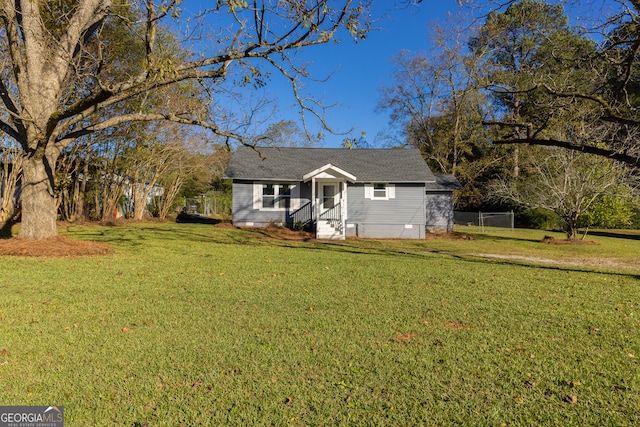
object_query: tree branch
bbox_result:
[0,119,20,141]
[493,137,640,167]
[542,84,640,127]
[55,112,244,147]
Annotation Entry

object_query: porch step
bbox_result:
[317,221,345,240]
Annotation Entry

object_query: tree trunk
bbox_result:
[158,175,184,219]
[1,152,23,223]
[19,157,58,240]
[76,158,89,221]
[132,179,146,220]
[563,215,578,241]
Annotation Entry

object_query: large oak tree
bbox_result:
[475,0,640,168]
[0,0,370,240]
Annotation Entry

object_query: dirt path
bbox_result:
[470,253,640,273]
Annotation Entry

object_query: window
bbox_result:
[364,183,395,200]
[262,183,291,209]
[373,183,387,199]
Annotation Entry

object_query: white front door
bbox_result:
[317,181,344,239]
[320,183,338,216]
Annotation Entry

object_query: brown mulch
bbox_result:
[213,222,235,229]
[241,225,316,241]
[237,225,476,242]
[541,235,597,245]
[0,235,113,257]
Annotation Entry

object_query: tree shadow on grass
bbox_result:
[280,238,640,280]
[464,232,543,244]
[588,230,640,241]
[61,222,640,279]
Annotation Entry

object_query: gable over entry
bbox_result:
[223,147,460,239]
[303,164,356,240]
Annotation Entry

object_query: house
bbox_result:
[223,146,461,240]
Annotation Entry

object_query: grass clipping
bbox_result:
[0,235,112,257]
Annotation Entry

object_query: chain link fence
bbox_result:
[182,193,231,217]
[455,211,515,231]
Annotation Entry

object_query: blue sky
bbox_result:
[178,1,613,148]
[182,0,458,147]
[180,1,465,148]
[261,1,464,147]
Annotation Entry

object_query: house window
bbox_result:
[262,183,291,209]
[364,183,395,200]
[373,183,387,199]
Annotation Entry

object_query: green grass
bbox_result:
[0,223,638,426]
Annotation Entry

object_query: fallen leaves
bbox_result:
[393,333,417,345]
[0,235,113,256]
[443,321,467,330]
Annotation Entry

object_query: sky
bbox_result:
[269,1,463,147]
[242,0,613,148]
[180,0,465,148]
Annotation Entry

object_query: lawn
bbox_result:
[0,222,638,426]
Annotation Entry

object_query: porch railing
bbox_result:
[289,201,344,232]
[319,202,342,228]
[289,202,313,227]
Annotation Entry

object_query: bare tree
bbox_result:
[0,0,372,240]
[377,19,504,209]
[156,141,231,219]
[89,134,132,222]
[57,137,93,222]
[256,120,322,147]
[0,135,23,222]
[491,146,626,240]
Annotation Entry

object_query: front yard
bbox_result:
[0,223,638,425]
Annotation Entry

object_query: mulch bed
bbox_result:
[541,235,597,245]
[0,235,113,257]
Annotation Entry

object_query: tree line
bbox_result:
[0,0,370,240]
[2,0,640,241]
[1,125,229,223]
[377,0,640,239]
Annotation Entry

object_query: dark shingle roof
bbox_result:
[426,174,463,191]
[224,146,437,183]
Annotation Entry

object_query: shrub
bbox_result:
[516,207,560,230]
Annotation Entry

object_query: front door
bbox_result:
[320,183,338,216]
[317,182,344,239]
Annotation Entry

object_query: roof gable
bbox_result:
[302,163,357,182]
[224,147,436,183]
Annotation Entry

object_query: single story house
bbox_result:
[223,146,461,240]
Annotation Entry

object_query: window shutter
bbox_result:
[364,183,373,199]
[253,182,262,209]
[388,184,396,199]
[291,184,300,210]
